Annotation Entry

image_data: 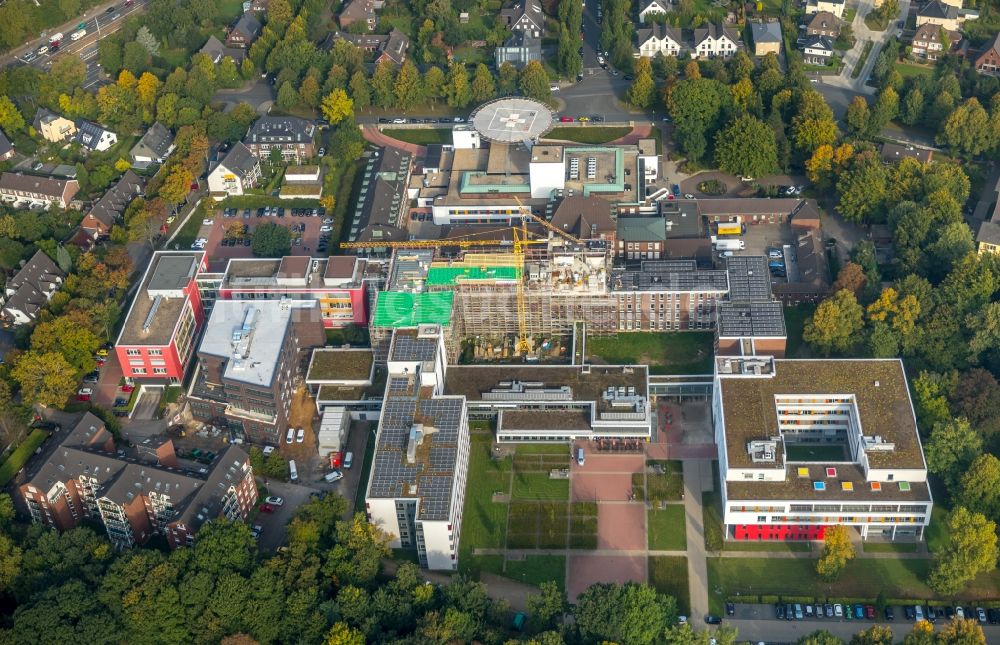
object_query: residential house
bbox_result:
[639,0,671,23]
[2,250,65,326]
[750,21,782,56]
[80,170,145,241]
[246,0,268,12]
[19,413,258,550]
[188,299,325,444]
[500,2,546,38]
[75,120,117,153]
[881,142,933,164]
[805,11,840,37]
[377,28,410,66]
[804,0,845,19]
[226,14,261,48]
[320,30,388,54]
[116,251,208,381]
[243,116,316,163]
[975,32,1000,75]
[0,130,13,162]
[199,35,246,65]
[636,24,684,58]
[916,0,964,32]
[33,108,76,143]
[0,172,79,209]
[207,142,262,196]
[976,220,1000,256]
[339,0,377,30]
[496,30,542,68]
[801,34,834,64]
[130,122,175,169]
[693,23,741,58]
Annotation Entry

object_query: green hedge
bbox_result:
[0,429,48,486]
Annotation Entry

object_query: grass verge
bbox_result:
[544,126,633,144]
[648,505,687,551]
[723,540,812,553]
[851,41,874,79]
[702,489,725,552]
[512,472,569,501]
[586,332,714,375]
[650,556,690,616]
[381,128,453,145]
[0,429,48,486]
[352,429,378,513]
[505,555,567,591]
[459,433,512,559]
[862,541,918,554]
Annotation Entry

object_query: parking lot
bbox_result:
[732,601,1000,625]
[727,222,799,284]
[190,206,332,260]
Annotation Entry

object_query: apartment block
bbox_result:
[365,326,470,570]
[187,299,325,443]
[19,413,257,549]
[713,357,931,542]
[116,252,207,381]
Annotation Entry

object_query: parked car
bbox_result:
[904,605,915,621]
[825,604,834,618]
[884,606,894,621]
[286,428,295,443]
[559,116,573,123]
[250,525,262,539]
[76,389,93,401]
[391,118,406,124]
[914,605,924,622]
[324,470,343,483]
[834,604,844,618]
[725,602,734,616]
[944,606,955,620]
[805,604,813,618]
[704,615,721,625]
[83,371,100,384]
[296,428,304,443]
[264,496,284,506]
[955,606,965,619]
[318,147,326,157]
[785,604,793,621]
[259,503,275,513]
[344,451,354,469]
[775,604,785,620]
[977,607,987,624]
[926,606,937,622]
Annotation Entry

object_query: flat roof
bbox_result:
[445,364,648,414]
[306,348,374,383]
[388,328,440,362]
[717,301,787,338]
[726,256,773,302]
[471,97,554,144]
[500,409,591,431]
[725,462,931,501]
[610,268,729,292]
[199,300,298,387]
[718,359,923,471]
[371,291,453,328]
[118,252,203,347]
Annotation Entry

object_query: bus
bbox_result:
[288,459,298,481]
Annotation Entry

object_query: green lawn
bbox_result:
[723,540,812,553]
[702,490,725,552]
[505,555,566,591]
[586,332,715,375]
[648,505,687,551]
[926,506,950,555]
[171,202,208,250]
[544,126,633,145]
[708,556,1000,614]
[649,556,690,616]
[353,428,378,513]
[896,63,934,80]
[647,468,684,502]
[783,304,815,358]
[0,429,48,486]
[862,541,919,554]
[851,41,874,79]
[460,434,512,555]
[382,128,452,145]
[512,472,570,501]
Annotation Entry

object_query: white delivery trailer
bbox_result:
[48,32,64,45]
[714,238,745,251]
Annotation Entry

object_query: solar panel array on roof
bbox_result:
[390,335,440,363]
[717,301,787,337]
[639,259,698,272]
[611,269,729,292]
[369,396,465,521]
[725,256,772,302]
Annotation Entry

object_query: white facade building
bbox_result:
[365,326,470,570]
[693,23,741,59]
[804,0,845,18]
[638,0,670,23]
[636,24,684,58]
[713,356,932,542]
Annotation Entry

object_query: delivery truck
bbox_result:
[48,32,64,46]
[716,222,742,236]
[714,238,745,251]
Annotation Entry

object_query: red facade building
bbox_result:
[116,251,207,381]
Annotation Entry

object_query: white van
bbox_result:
[576,448,585,466]
[285,427,295,443]
[288,459,298,481]
[343,451,354,469]
[71,29,87,41]
[324,470,343,483]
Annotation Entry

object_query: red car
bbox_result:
[559,116,573,123]
[121,384,135,393]
[259,503,274,513]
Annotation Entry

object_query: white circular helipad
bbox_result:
[470,97,554,144]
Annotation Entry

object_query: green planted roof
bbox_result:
[426,265,522,286]
[372,291,454,328]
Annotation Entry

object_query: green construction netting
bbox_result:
[372,291,454,328]
[426,266,522,286]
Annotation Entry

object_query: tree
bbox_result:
[498,62,518,95]
[12,351,79,407]
[251,222,291,258]
[31,317,101,374]
[937,98,994,158]
[797,630,844,645]
[831,263,867,296]
[925,418,982,493]
[276,81,299,110]
[869,86,899,135]
[791,91,837,154]
[927,507,998,595]
[804,289,864,355]
[471,64,496,103]
[901,620,935,645]
[297,75,320,109]
[816,525,856,581]
[850,625,893,645]
[526,581,567,631]
[371,60,396,108]
[394,60,423,110]
[714,115,778,179]
[159,166,192,206]
[135,26,160,57]
[626,60,657,110]
[518,61,551,103]
[936,618,987,644]
[846,96,870,137]
[0,96,25,133]
[958,454,1000,520]
[836,151,888,223]
[347,71,371,113]
[575,583,676,645]
[901,87,925,126]
[321,89,354,125]
[325,622,365,645]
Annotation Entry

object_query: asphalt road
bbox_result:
[254,479,319,552]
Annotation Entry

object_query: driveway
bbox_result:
[213,80,275,114]
[820,0,912,94]
[254,479,319,551]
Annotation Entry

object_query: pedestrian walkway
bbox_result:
[362,125,427,157]
[683,459,710,619]
[608,124,653,145]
